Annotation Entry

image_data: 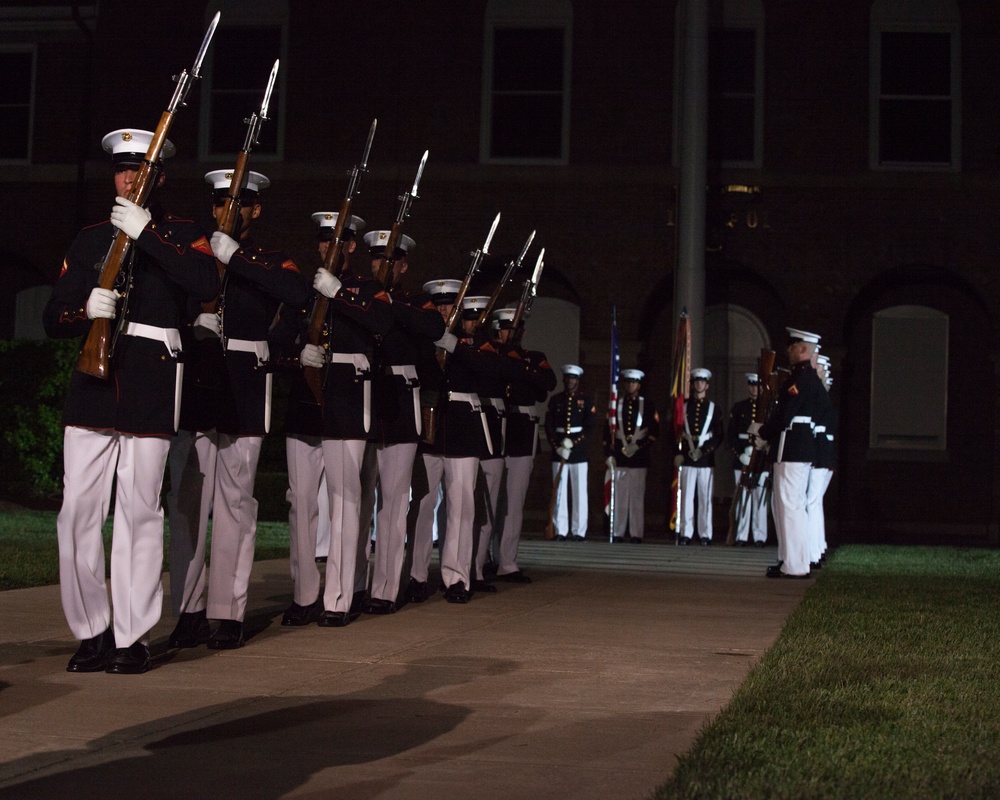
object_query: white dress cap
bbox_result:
[562,364,583,376]
[691,367,712,381]
[311,211,365,233]
[620,368,644,381]
[102,128,176,161]
[745,372,760,383]
[786,327,821,344]
[363,230,416,253]
[204,169,270,193]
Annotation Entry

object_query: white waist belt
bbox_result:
[448,391,481,408]
[328,352,370,376]
[328,352,371,433]
[447,391,493,455]
[512,404,541,420]
[556,426,583,433]
[227,338,269,364]
[485,397,506,414]
[122,322,181,356]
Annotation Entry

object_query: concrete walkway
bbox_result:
[0,541,809,800]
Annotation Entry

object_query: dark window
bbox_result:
[0,50,34,161]
[877,31,952,165]
[489,27,565,160]
[207,26,281,156]
[708,28,756,164]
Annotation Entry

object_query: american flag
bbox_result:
[604,307,620,516]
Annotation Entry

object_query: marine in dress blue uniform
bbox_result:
[606,369,660,542]
[545,365,596,540]
[677,368,724,544]
[727,373,769,546]
[493,307,556,581]
[43,129,218,674]
[754,328,826,578]
[362,231,445,614]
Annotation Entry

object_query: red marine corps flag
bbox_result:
[604,307,620,533]
[669,311,691,538]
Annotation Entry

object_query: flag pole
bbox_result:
[605,306,620,542]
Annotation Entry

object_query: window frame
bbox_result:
[869,21,961,171]
[198,2,288,163]
[0,44,36,165]
[707,21,763,168]
[480,1,573,166]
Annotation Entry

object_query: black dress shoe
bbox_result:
[406,578,429,604]
[483,560,499,578]
[168,610,211,648]
[66,628,115,673]
[495,570,532,584]
[317,611,350,627]
[348,590,368,620]
[810,561,822,570]
[611,536,625,543]
[443,583,470,604]
[281,599,322,627]
[207,619,244,650]
[765,564,783,578]
[364,598,397,615]
[106,641,150,674]
[571,534,585,541]
[630,537,643,544]
[700,537,711,546]
[472,579,497,593]
[315,555,328,564]
[678,537,690,546]
[754,541,765,548]
[556,535,568,541]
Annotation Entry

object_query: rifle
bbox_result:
[511,247,544,345]
[726,348,777,545]
[76,12,220,379]
[474,230,534,330]
[373,149,429,288]
[204,58,279,319]
[303,119,377,404]
[436,212,501,369]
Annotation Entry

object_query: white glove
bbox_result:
[210,231,240,265]
[86,287,119,320]
[673,454,684,467]
[556,447,572,461]
[561,437,573,451]
[605,456,616,469]
[747,422,762,436]
[690,447,703,461]
[109,197,151,240]
[313,267,342,298]
[434,332,458,353]
[300,344,326,369]
[193,312,221,340]
[622,442,639,458]
[738,451,752,466]
[750,434,766,451]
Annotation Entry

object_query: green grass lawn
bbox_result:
[0,509,290,591]
[653,545,1000,800]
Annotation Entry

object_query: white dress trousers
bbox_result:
[58,426,170,648]
[206,434,263,621]
[551,462,588,537]
[679,465,714,540]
